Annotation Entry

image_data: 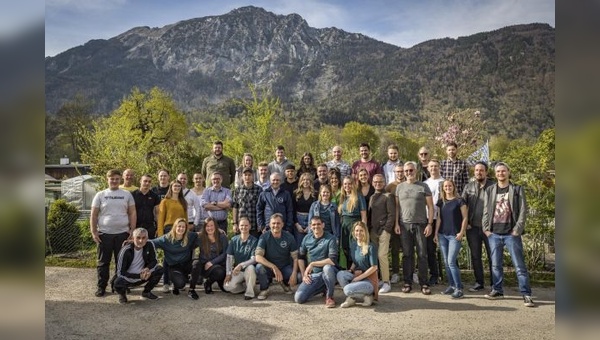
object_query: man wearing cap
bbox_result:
[232,167,263,238]
[281,164,298,198]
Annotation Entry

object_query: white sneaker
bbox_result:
[340,297,356,308]
[257,289,269,300]
[362,295,373,307]
[162,284,171,293]
[390,273,400,284]
[379,282,391,294]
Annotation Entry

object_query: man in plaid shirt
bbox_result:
[440,141,470,195]
[232,167,263,238]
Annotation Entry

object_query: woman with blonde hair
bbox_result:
[338,176,367,269]
[434,179,468,299]
[156,180,188,293]
[234,153,257,187]
[336,221,379,308]
[151,218,202,300]
[293,172,317,246]
[198,217,229,294]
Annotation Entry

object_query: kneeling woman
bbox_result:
[199,217,229,294]
[336,221,379,307]
[151,218,202,300]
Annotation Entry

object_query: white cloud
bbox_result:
[46,0,127,12]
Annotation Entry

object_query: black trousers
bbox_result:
[466,226,493,286]
[96,232,129,289]
[201,263,226,290]
[425,219,440,281]
[169,260,202,290]
[400,223,428,286]
[113,266,164,295]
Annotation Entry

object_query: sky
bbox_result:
[44,0,555,57]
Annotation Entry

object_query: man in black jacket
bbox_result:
[113,228,163,304]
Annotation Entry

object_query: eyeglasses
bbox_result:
[372,181,384,184]
[404,169,415,173]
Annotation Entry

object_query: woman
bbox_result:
[293,173,318,246]
[234,153,257,187]
[338,177,367,269]
[157,180,188,293]
[434,179,468,299]
[357,168,375,211]
[336,221,378,308]
[151,218,202,300]
[297,152,317,180]
[191,172,207,231]
[198,217,229,294]
[308,184,341,241]
[328,168,342,205]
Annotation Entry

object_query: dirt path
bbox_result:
[45,267,555,339]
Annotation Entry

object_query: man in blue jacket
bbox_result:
[482,162,534,307]
[256,173,294,234]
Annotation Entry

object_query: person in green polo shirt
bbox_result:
[224,217,259,300]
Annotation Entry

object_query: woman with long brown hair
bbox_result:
[198,217,229,294]
[293,172,317,246]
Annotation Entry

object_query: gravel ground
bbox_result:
[45,267,555,339]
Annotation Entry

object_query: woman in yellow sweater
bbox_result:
[157,180,188,237]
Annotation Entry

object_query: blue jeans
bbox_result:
[294,264,338,303]
[438,234,463,290]
[336,270,373,299]
[256,263,296,291]
[294,213,309,246]
[488,233,532,295]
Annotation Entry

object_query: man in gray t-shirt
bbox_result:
[90,169,136,297]
[394,161,434,294]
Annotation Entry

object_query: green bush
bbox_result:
[46,199,81,254]
[77,219,96,250]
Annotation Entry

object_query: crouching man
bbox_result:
[114,228,163,304]
[294,217,339,308]
[224,217,259,300]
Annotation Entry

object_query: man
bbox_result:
[232,167,263,238]
[482,162,534,307]
[201,172,232,233]
[119,168,138,192]
[255,161,271,190]
[268,145,294,177]
[462,161,495,291]
[281,164,298,198]
[177,172,202,230]
[90,169,137,297]
[382,144,403,185]
[294,217,338,308]
[368,174,396,293]
[313,163,329,193]
[424,159,445,285]
[224,218,259,300]
[151,169,170,202]
[201,140,236,189]
[131,174,160,239]
[326,145,352,179]
[351,142,382,182]
[385,164,404,284]
[113,228,163,304]
[394,161,434,295]
[256,173,294,234]
[416,147,431,182]
[255,214,299,300]
[440,142,469,195]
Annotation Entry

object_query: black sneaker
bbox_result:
[523,295,535,307]
[95,288,106,297]
[118,294,127,304]
[172,288,180,295]
[468,284,485,292]
[244,296,253,300]
[141,291,159,300]
[485,290,504,300]
[188,289,199,300]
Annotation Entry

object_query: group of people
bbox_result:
[90,141,535,308]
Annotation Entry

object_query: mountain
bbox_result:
[45,6,554,138]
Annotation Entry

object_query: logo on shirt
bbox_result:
[279,241,288,248]
[277,197,284,203]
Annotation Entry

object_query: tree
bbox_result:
[423,108,487,159]
[80,87,197,181]
[341,122,380,160]
[46,94,94,163]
